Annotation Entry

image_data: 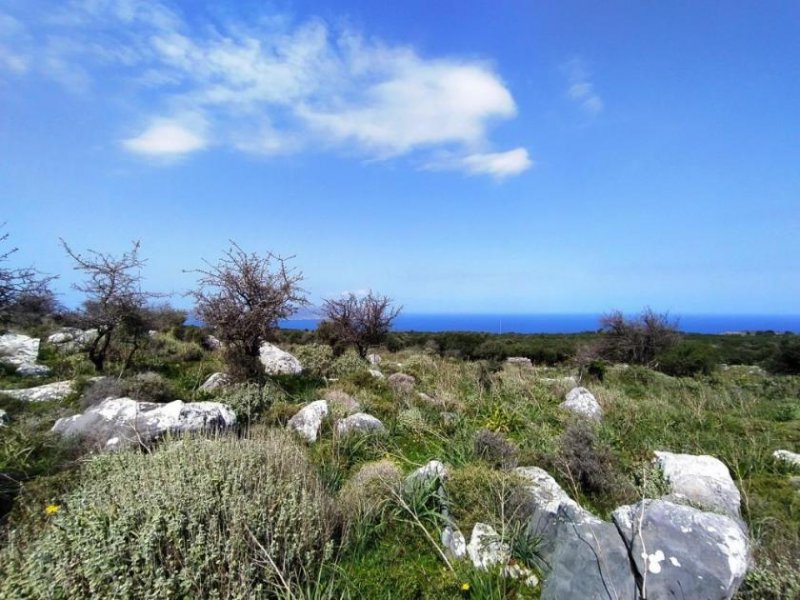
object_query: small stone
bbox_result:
[259,342,302,375]
[387,373,415,394]
[199,372,230,392]
[773,449,800,470]
[335,412,385,436]
[287,400,328,443]
[560,386,603,420]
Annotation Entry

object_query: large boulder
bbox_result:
[560,386,603,420]
[773,449,800,470]
[287,400,328,443]
[0,333,50,376]
[654,451,743,523]
[258,342,302,375]
[335,413,385,436]
[51,398,236,451]
[1,380,75,402]
[613,499,749,600]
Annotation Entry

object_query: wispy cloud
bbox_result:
[563,58,603,115]
[427,147,533,179]
[1,1,530,177]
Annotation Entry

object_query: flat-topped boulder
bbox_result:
[287,400,328,443]
[1,380,75,403]
[655,450,743,523]
[52,398,236,451]
[259,342,302,375]
[560,386,603,420]
[46,328,98,353]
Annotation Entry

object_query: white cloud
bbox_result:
[461,148,533,178]
[5,2,529,177]
[563,58,603,115]
[122,117,208,157]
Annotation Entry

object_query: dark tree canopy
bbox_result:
[597,307,681,366]
[62,239,156,372]
[191,243,306,380]
[320,291,401,358]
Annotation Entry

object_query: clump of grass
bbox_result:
[0,430,337,598]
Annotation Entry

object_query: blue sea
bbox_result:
[278,314,800,334]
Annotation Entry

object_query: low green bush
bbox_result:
[293,343,334,378]
[657,341,717,377]
[0,430,337,599]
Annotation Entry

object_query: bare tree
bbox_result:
[320,291,401,358]
[597,307,680,366]
[62,239,154,372]
[0,225,57,326]
[190,243,306,380]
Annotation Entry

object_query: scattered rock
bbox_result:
[367,353,382,366]
[387,373,415,394]
[1,380,75,402]
[540,376,579,387]
[199,372,230,392]
[506,356,532,367]
[613,499,749,600]
[51,398,236,451]
[287,400,328,443]
[560,386,603,420]
[0,408,8,426]
[335,412,385,436]
[441,526,466,560]
[324,390,360,415]
[368,369,384,379]
[467,522,509,569]
[655,450,743,523]
[774,449,800,470]
[0,333,50,376]
[407,459,448,487]
[258,342,302,375]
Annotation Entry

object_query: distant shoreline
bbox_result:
[276,313,800,335]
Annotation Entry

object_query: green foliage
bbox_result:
[329,349,369,379]
[293,343,334,378]
[218,381,286,424]
[657,341,717,377]
[0,431,337,599]
[767,336,800,374]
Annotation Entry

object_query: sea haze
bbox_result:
[279,314,800,334]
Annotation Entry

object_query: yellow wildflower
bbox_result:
[460,582,470,592]
[45,504,60,515]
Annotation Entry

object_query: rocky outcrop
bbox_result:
[46,328,98,353]
[560,386,603,420]
[654,450,743,523]
[199,372,230,392]
[51,398,236,451]
[506,356,532,367]
[258,342,302,375]
[773,449,800,469]
[367,353,382,366]
[613,500,749,600]
[335,413,385,436]
[515,463,750,600]
[0,409,8,426]
[387,373,415,394]
[287,400,328,443]
[466,523,539,587]
[0,333,50,376]
[368,369,384,379]
[1,380,75,402]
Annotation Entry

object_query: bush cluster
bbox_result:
[0,431,337,598]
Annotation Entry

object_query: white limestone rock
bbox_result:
[560,386,603,420]
[287,400,328,443]
[367,353,382,366]
[0,408,8,426]
[0,333,50,376]
[199,372,230,392]
[258,342,302,375]
[51,397,236,450]
[387,372,415,394]
[1,380,75,403]
[335,412,385,436]
[773,449,800,470]
[655,450,743,523]
[441,526,466,560]
[368,369,384,379]
[467,523,510,570]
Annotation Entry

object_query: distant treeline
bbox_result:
[274,326,799,373]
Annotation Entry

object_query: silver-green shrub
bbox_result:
[293,344,334,378]
[329,350,368,379]
[0,430,337,599]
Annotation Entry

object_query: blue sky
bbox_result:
[1,0,798,314]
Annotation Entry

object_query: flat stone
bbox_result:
[1,380,75,402]
[335,412,385,436]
